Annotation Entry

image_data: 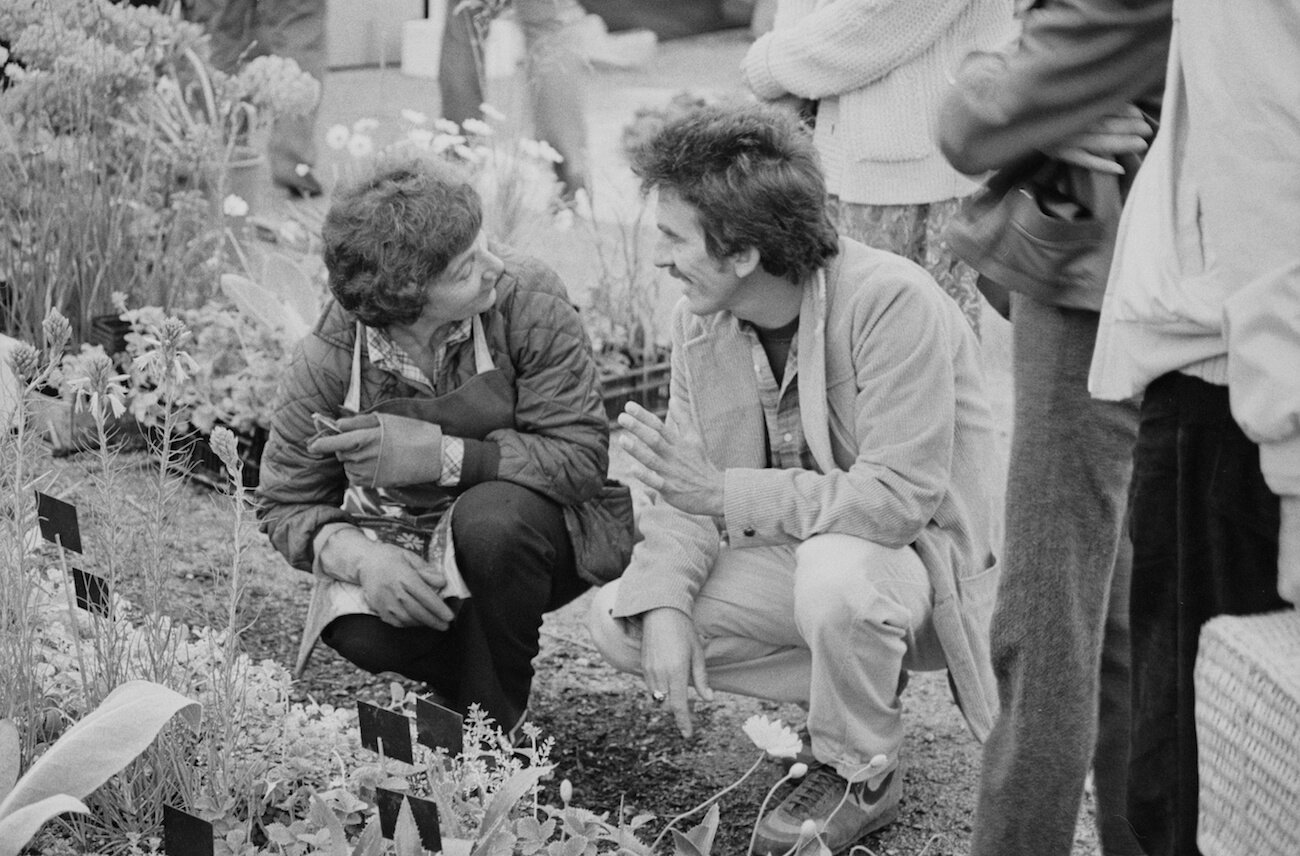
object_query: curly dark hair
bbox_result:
[628,102,838,284]
[321,157,483,327]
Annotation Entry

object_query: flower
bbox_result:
[788,762,809,779]
[407,128,435,149]
[222,194,249,217]
[346,133,374,158]
[10,343,42,383]
[294,163,310,177]
[559,779,573,806]
[352,117,380,133]
[325,123,350,150]
[209,425,243,480]
[64,349,129,419]
[43,310,72,354]
[461,117,492,137]
[741,715,802,759]
[401,108,428,125]
[434,118,460,134]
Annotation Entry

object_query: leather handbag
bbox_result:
[944,152,1139,313]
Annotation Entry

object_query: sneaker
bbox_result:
[752,761,901,855]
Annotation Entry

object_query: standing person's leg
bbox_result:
[253,0,326,194]
[1126,373,1287,856]
[969,295,1140,856]
[1094,530,1139,853]
[515,0,590,198]
[439,0,484,126]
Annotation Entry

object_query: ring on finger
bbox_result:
[651,690,667,703]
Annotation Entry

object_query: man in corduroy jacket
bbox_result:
[587,103,1000,855]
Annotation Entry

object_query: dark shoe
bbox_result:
[276,169,323,199]
[753,761,901,855]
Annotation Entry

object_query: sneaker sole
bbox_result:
[828,804,899,855]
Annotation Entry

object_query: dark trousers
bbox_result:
[321,481,588,732]
[971,296,1141,856]
[1127,372,1286,856]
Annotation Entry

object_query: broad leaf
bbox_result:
[393,798,424,856]
[309,793,351,856]
[262,253,320,339]
[220,273,307,345]
[0,794,89,856]
[470,764,552,855]
[0,681,199,823]
[673,804,718,856]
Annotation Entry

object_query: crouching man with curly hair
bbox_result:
[587,103,1001,854]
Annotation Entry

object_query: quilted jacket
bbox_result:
[256,248,610,572]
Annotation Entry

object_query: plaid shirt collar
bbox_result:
[364,318,473,390]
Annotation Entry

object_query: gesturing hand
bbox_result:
[640,607,713,738]
[617,402,725,517]
[1046,103,1154,175]
[354,540,456,630]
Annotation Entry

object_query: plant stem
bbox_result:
[746,767,804,856]
[651,752,766,852]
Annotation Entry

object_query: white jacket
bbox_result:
[1089,0,1300,500]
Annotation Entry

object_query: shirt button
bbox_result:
[742,526,756,537]
[783,432,793,442]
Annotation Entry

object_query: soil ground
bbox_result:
[40,24,1109,856]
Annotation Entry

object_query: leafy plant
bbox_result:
[0,681,200,856]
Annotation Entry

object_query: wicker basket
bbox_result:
[1195,609,1300,856]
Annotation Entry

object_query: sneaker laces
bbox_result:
[784,765,849,814]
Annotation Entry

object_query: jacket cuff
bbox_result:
[742,33,786,100]
[1260,436,1300,497]
[458,438,500,486]
[610,576,696,620]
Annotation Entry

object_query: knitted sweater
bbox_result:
[742,0,1016,205]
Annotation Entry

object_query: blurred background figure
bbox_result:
[188,0,327,198]
[440,0,591,200]
[741,0,1015,336]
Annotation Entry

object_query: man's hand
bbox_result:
[1046,104,1154,175]
[1279,495,1300,606]
[308,412,444,488]
[353,540,456,630]
[617,403,725,517]
[641,607,713,738]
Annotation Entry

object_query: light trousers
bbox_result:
[588,534,945,776]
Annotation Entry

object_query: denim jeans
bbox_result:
[321,481,587,731]
[971,295,1142,856]
[1126,372,1286,856]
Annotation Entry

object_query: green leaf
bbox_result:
[0,681,199,837]
[0,795,89,856]
[671,804,718,856]
[309,793,351,856]
[470,764,552,855]
[393,798,425,856]
[350,816,384,856]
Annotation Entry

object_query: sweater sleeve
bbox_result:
[937,0,1172,175]
[742,0,973,101]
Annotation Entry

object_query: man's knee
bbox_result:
[586,581,642,675]
[792,535,924,633]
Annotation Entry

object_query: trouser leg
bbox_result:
[1126,373,1285,856]
[515,0,590,196]
[970,295,1140,856]
[588,534,940,777]
[321,481,584,729]
[439,0,484,126]
[252,0,325,181]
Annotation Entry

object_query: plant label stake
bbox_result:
[357,701,414,764]
[416,695,464,756]
[71,567,111,617]
[376,788,442,852]
[164,805,215,856]
[35,491,82,553]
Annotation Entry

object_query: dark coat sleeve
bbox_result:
[937,0,1173,175]
[255,332,354,572]
[480,256,609,506]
